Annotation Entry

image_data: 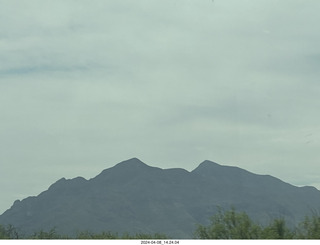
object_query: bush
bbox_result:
[195,208,320,239]
[28,228,68,239]
[0,224,20,239]
[297,212,320,239]
[260,218,294,239]
[194,207,261,239]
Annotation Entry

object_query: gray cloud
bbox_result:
[1,0,320,213]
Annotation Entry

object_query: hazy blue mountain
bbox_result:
[1,158,320,238]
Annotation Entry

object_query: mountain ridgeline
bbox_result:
[1,158,319,238]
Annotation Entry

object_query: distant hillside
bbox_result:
[1,158,320,238]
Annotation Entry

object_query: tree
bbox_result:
[194,207,261,239]
[298,212,320,239]
[0,224,20,239]
[261,218,294,239]
[0,225,9,239]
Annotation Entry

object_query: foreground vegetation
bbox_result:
[0,227,168,239]
[1,208,320,239]
[194,208,320,239]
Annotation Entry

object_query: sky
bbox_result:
[1,0,320,214]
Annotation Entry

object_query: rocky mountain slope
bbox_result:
[1,158,319,238]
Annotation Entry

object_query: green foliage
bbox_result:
[194,207,261,239]
[0,225,9,239]
[0,226,168,239]
[1,209,320,239]
[260,218,294,239]
[28,228,68,239]
[75,230,168,239]
[297,212,320,239]
[0,224,20,239]
[195,208,320,239]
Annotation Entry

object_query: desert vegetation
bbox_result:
[194,208,320,239]
[1,208,320,239]
[0,225,168,239]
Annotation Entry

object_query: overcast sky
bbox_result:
[1,0,320,214]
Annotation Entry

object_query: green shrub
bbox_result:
[297,212,320,239]
[194,207,261,239]
[261,218,294,239]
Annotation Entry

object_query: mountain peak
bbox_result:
[112,157,151,170]
[1,158,320,238]
[117,157,147,166]
[192,160,222,172]
[48,176,87,192]
[93,158,152,181]
[200,160,221,166]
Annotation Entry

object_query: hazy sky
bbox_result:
[1,0,320,214]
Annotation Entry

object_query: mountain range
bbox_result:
[1,158,320,238]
